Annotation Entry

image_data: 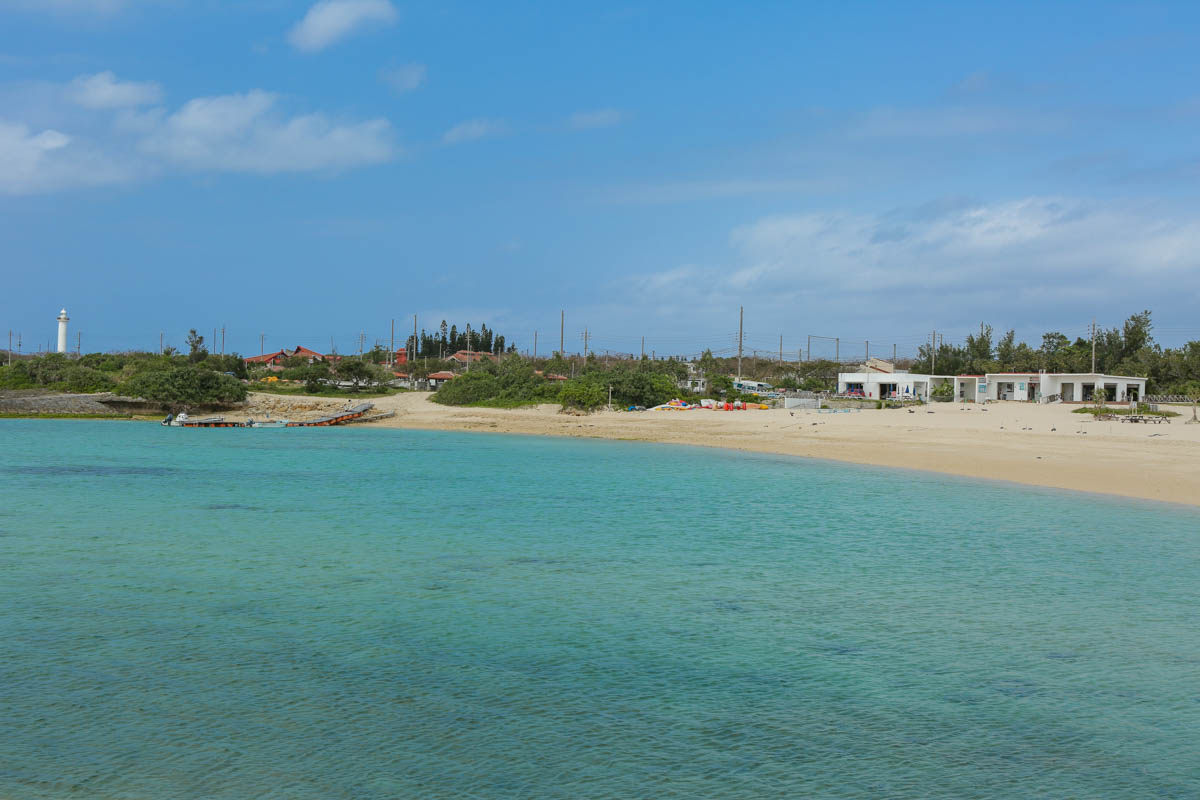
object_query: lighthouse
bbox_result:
[56,308,69,354]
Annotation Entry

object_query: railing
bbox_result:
[1146,395,1197,404]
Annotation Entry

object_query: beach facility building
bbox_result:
[838,370,1147,403]
[972,372,1147,403]
[837,371,953,401]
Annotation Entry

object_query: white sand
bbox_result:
[242,392,1200,507]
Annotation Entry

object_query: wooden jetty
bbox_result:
[166,403,375,429]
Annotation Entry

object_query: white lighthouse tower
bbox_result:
[56,308,69,354]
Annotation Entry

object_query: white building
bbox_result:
[970,372,1146,403]
[680,362,708,393]
[838,370,1147,403]
[837,370,952,401]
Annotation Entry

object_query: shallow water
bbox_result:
[2,420,1198,798]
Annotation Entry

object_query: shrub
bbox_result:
[0,363,36,390]
[559,378,606,410]
[432,371,501,405]
[60,366,117,394]
[119,365,248,409]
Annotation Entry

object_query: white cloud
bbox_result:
[568,108,626,130]
[0,120,130,193]
[140,90,395,173]
[379,63,426,94]
[67,71,162,109]
[0,75,398,193]
[288,0,397,53]
[630,197,1200,333]
[441,118,506,145]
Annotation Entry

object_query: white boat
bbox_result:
[161,412,226,427]
[247,419,291,428]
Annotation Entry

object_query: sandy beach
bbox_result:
[229,392,1200,507]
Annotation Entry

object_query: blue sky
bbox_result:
[3,1,1200,359]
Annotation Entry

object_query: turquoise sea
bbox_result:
[2,419,1199,798]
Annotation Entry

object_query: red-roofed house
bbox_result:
[447,350,492,365]
[244,350,288,367]
[427,370,456,389]
[244,345,326,368]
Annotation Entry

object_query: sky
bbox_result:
[3,0,1200,360]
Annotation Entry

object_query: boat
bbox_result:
[161,412,228,427]
[247,418,291,428]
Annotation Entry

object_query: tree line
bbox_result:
[406,320,510,359]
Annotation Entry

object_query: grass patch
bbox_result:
[251,383,405,399]
[467,397,545,409]
[1072,405,1179,417]
[0,412,132,419]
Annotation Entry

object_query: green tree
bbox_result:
[186,329,209,363]
[334,359,381,390]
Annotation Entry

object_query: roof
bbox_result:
[245,350,287,363]
[427,371,456,379]
[290,346,325,358]
[448,350,492,362]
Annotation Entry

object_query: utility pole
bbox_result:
[641,336,645,360]
[413,314,418,362]
[260,332,264,356]
[779,334,783,366]
[467,327,472,371]
[893,343,896,363]
[160,331,163,355]
[221,326,225,356]
[807,334,811,363]
[737,305,744,379]
[1091,318,1099,372]
[560,310,564,356]
[582,328,589,357]
[835,337,839,363]
[931,331,937,373]
[76,331,81,356]
[390,319,395,367]
[533,331,538,359]
[866,340,869,362]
